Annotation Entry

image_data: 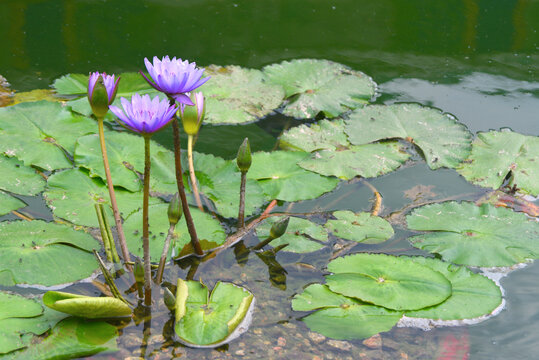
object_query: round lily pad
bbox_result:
[405,257,502,321]
[344,104,472,170]
[264,59,376,119]
[124,203,226,261]
[0,191,25,216]
[457,130,539,196]
[279,119,350,153]
[200,65,285,124]
[43,291,131,319]
[256,216,328,253]
[0,221,99,286]
[407,201,539,267]
[326,253,452,311]
[325,211,394,244]
[246,151,339,202]
[0,155,45,196]
[174,279,255,347]
[291,284,361,311]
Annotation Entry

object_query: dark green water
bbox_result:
[1,1,538,359]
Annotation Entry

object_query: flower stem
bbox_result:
[187,134,204,211]
[238,171,247,228]
[171,119,203,256]
[143,136,152,306]
[155,223,175,284]
[95,203,113,262]
[97,117,132,270]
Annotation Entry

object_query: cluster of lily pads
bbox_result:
[1,58,539,357]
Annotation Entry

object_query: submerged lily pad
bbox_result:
[174,279,255,347]
[0,192,25,216]
[0,221,99,286]
[256,216,328,253]
[43,292,131,319]
[12,90,60,105]
[405,257,502,320]
[200,65,285,124]
[264,59,376,119]
[325,211,394,243]
[292,284,401,340]
[0,155,45,196]
[326,253,452,311]
[344,104,472,169]
[124,203,226,261]
[457,130,539,196]
[407,201,539,267]
[247,151,339,202]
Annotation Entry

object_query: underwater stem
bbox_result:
[187,134,204,211]
[97,117,132,270]
[238,171,247,228]
[143,136,152,306]
[95,204,113,262]
[155,223,175,284]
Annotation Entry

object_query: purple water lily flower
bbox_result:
[88,72,119,103]
[88,72,120,118]
[109,93,178,135]
[140,56,210,105]
[179,92,205,136]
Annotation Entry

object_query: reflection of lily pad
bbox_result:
[292,284,401,340]
[407,201,539,267]
[124,203,226,261]
[0,155,45,196]
[0,191,25,216]
[0,221,98,286]
[326,254,452,311]
[174,279,255,347]
[200,65,285,124]
[264,59,376,119]
[43,291,131,319]
[325,211,394,243]
[457,130,539,196]
[344,104,472,169]
[405,257,502,320]
[256,216,328,253]
[247,151,339,202]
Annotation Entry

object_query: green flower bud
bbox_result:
[179,92,205,136]
[167,193,183,225]
[88,72,119,119]
[236,138,252,173]
[134,257,144,283]
[163,287,176,311]
[269,217,290,240]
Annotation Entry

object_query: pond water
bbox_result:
[1,1,538,359]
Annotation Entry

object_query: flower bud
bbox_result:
[167,193,183,225]
[134,257,144,283]
[88,72,119,119]
[236,138,252,173]
[179,92,205,136]
[163,287,176,311]
[269,217,290,240]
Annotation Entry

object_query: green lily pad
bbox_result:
[174,279,255,347]
[43,291,131,319]
[247,151,339,202]
[53,74,92,96]
[457,130,539,196]
[0,220,99,286]
[0,192,25,216]
[255,216,328,253]
[200,65,285,124]
[298,142,410,180]
[43,168,161,227]
[326,253,452,311]
[324,211,394,244]
[344,104,472,170]
[407,201,539,267]
[264,59,376,119]
[0,155,45,196]
[279,119,350,152]
[405,257,502,320]
[291,283,361,311]
[0,292,43,321]
[5,317,118,360]
[124,203,226,261]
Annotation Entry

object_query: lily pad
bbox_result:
[0,155,45,196]
[407,201,539,267]
[200,65,285,124]
[406,257,502,320]
[264,59,376,119]
[12,90,60,105]
[43,291,131,319]
[344,104,472,170]
[326,253,452,311]
[247,151,339,202]
[43,169,161,227]
[457,130,539,196]
[174,279,255,347]
[0,220,99,286]
[279,119,350,152]
[0,293,42,354]
[291,283,361,311]
[124,203,226,261]
[325,211,394,244]
[0,192,25,216]
[256,216,328,253]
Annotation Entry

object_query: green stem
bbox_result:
[238,171,247,228]
[155,223,175,284]
[143,136,152,306]
[187,134,204,211]
[95,204,112,262]
[97,117,131,270]
[252,235,276,251]
[101,203,121,264]
[171,117,203,256]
